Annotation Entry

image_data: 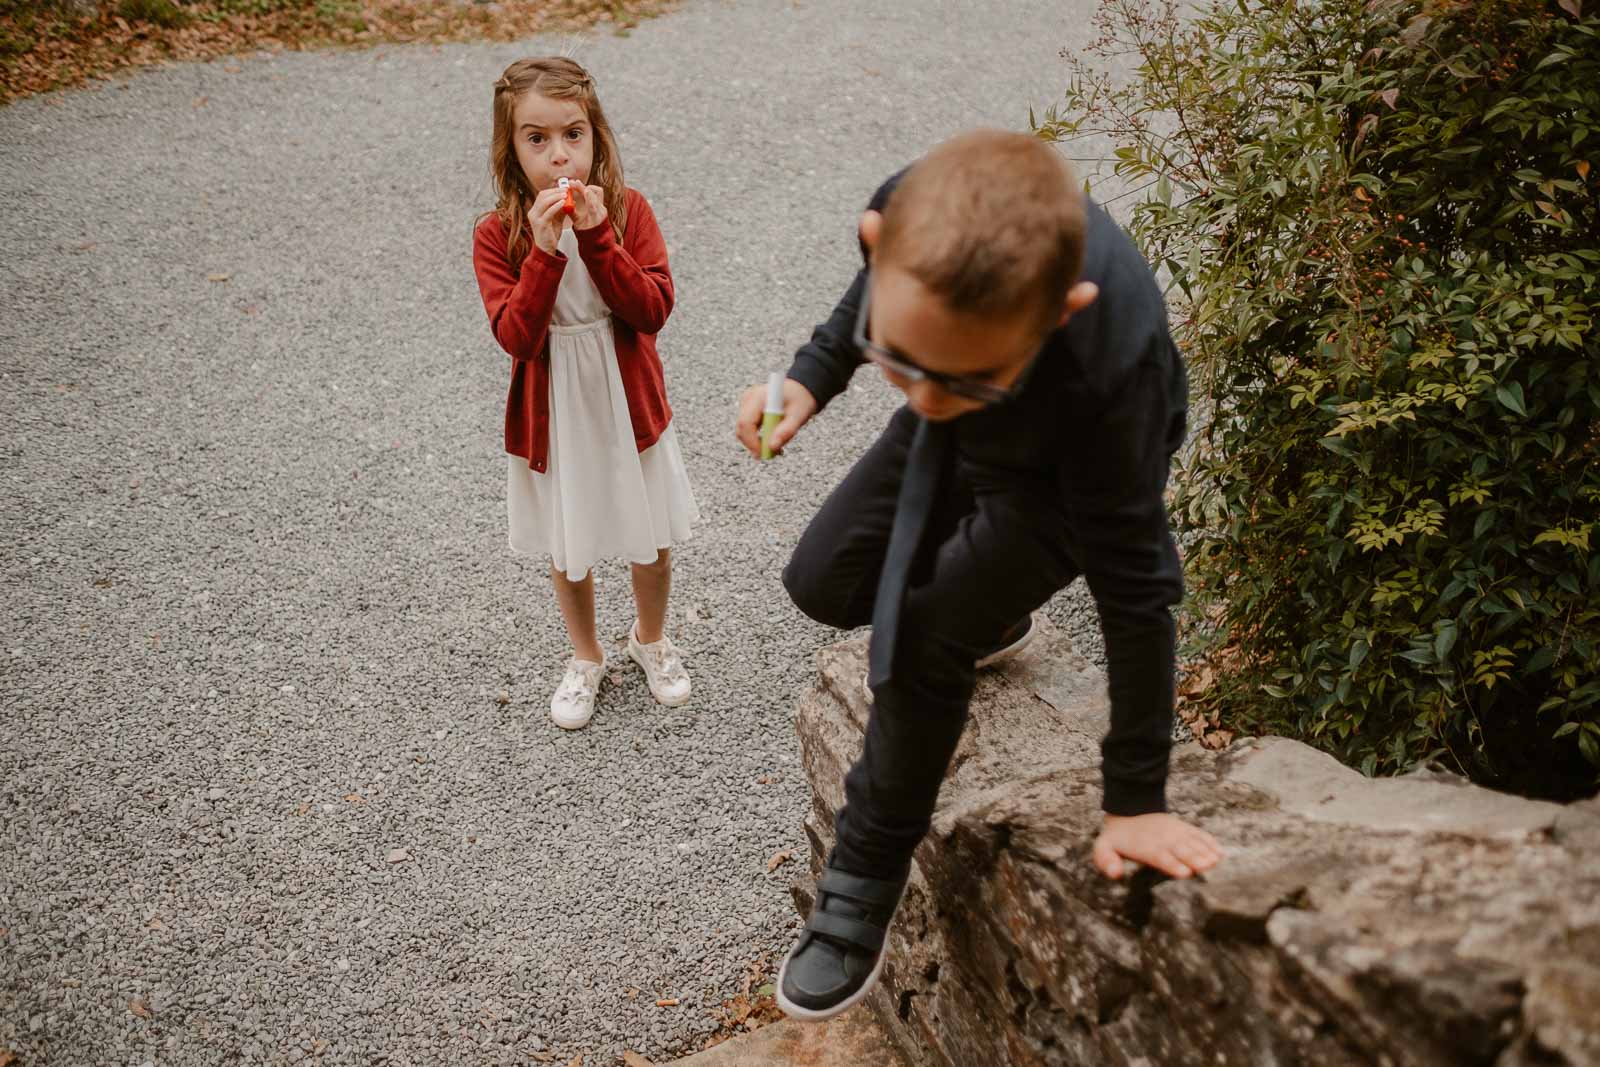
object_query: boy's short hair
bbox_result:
[876,130,1087,333]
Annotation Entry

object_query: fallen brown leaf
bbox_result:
[622,1054,654,1067]
[294,801,312,816]
[565,1055,583,1067]
[766,849,793,873]
[147,916,166,930]
[0,1049,17,1067]
[343,793,365,804]
[129,997,152,1018]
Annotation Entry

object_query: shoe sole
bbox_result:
[858,617,1040,702]
[774,932,889,1022]
[628,643,692,707]
[549,713,594,730]
[975,615,1038,670]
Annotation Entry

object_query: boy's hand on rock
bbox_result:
[527,188,569,255]
[736,377,817,458]
[1093,813,1223,881]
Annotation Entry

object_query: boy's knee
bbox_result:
[783,553,860,630]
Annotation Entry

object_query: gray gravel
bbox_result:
[0,1,1137,1063]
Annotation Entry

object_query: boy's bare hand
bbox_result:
[736,377,818,458]
[1092,813,1223,881]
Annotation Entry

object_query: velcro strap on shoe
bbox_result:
[818,868,902,908]
[804,910,886,953]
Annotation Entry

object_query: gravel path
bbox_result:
[0,2,1133,1063]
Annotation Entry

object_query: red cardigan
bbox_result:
[472,187,675,473]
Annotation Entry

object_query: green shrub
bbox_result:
[1039,0,1600,796]
[118,0,191,27]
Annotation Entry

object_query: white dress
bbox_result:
[506,225,698,581]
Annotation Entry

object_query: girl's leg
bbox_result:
[551,567,605,663]
[629,549,672,643]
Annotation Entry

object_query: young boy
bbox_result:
[735,129,1224,1020]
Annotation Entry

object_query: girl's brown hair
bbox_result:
[485,57,628,268]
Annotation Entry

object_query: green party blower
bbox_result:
[759,371,784,460]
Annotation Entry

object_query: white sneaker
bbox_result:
[550,656,605,730]
[627,622,691,707]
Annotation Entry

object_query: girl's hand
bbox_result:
[571,181,608,231]
[526,187,569,255]
[1092,812,1224,881]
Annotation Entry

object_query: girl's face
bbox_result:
[511,91,595,194]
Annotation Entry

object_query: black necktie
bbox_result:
[867,417,952,689]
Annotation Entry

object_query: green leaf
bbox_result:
[1495,383,1527,416]
[1434,623,1458,661]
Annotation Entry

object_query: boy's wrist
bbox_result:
[785,357,844,414]
[1101,777,1168,818]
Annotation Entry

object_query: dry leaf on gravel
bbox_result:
[1,1049,18,1067]
[623,1054,655,1067]
[702,954,784,1050]
[766,849,793,873]
[566,1055,583,1067]
[129,997,152,1018]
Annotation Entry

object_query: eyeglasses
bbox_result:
[852,276,1021,407]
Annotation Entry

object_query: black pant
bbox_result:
[784,407,1081,879]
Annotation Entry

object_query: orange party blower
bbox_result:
[559,177,576,215]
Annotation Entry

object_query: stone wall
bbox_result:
[791,626,1600,1066]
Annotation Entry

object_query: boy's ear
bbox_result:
[858,209,884,261]
[1059,280,1100,326]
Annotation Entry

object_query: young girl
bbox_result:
[473,57,698,730]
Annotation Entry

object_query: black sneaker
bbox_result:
[975,613,1038,669]
[777,866,906,1021]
